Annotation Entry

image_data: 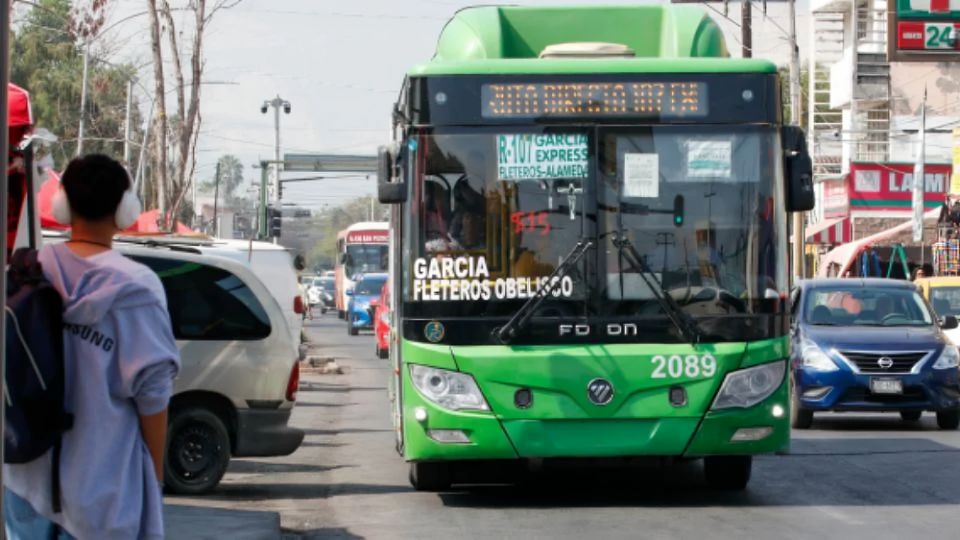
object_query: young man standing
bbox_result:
[3,154,180,539]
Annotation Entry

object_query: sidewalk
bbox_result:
[164,504,280,540]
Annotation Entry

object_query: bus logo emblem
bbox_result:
[587,378,614,406]
[424,321,445,343]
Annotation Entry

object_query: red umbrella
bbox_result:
[124,209,194,234]
[7,83,33,147]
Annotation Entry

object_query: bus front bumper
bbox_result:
[403,378,790,462]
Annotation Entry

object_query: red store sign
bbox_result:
[848,162,952,211]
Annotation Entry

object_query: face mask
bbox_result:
[52,187,142,229]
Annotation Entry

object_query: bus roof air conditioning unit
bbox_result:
[538,42,636,59]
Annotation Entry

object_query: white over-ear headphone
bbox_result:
[52,186,142,230]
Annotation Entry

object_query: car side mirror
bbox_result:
[940,315,958,330]
[377,144,407,204]
[782,126,815,212]
[346,288,354,297]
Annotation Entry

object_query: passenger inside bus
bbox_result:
[449,180,485,250]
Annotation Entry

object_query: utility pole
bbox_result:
[261,96,291,203]
[257,161,270,240]
[741,0,752,58]
[913,87,927,243]
[77,41,90,155]
[123,79,134,166]
[213,160,221,238]
[789,0,805,279]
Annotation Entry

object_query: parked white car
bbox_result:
[113,242,305,493]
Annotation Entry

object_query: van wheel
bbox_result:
[900,410,922,422]
[378,346,389,359]
[338,310,345,320]
[704,456,752,491]
[165,408,231,495]
[348,319,359,336]
[409,462,451,491]
[936,408,959,430]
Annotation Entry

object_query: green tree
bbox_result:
[11,0,141,169]
[202,154,246,208]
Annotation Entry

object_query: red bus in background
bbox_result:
[334,222,389,319]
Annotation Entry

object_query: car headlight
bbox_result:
[409,365,489,411]
[712,361,785,410]
[799,339,839,372]
[933,346,960,370]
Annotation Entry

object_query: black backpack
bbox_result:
[4,247,73,512]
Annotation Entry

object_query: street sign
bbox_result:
[889,0,960,61]
[283,154,377,173]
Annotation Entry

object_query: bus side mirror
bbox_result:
[782,126,815,212]
[378,144,407,204]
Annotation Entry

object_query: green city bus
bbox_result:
[377,4,814,491]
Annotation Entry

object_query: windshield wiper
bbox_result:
[612,234,703,345]
[494,240,593,344]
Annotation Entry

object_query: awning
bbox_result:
[805,217,846,245]
[817,207,941,277]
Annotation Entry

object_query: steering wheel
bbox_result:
[880,313,904,324]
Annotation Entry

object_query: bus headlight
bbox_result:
[712,361,785,410]
[933,346,960,370]
[409,365,489,411]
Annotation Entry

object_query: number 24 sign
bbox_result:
[898,21,959,50]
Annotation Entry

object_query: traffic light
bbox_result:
[673,195,684,227]
[268,206,282,238]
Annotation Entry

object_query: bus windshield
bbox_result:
[345,244,388,278]
[401,126,787,342]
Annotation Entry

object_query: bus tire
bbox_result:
[936,408,959,430]
[378,346,389,359]
[704,455,751,491]
[409,462,451,491]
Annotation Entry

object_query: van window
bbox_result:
[129,256,272,340]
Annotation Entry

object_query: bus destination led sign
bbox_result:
[481,82,708,119]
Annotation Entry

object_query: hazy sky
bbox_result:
[103,0,812,209]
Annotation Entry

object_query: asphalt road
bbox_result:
[167,315,960,539]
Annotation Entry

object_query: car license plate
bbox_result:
[870,378,903,395]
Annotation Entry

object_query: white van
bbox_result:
[113,242,305,493]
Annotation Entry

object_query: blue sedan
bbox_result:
[346,273,387,336]
[790,278,960,430]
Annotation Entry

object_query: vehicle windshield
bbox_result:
[804,287,933,327]
[346,245,388,277]
[356,278,387,296]
[319,279,335,292]
[930,286,960,317]
[401,127,787,342]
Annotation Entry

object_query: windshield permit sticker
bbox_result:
[497,134,588,181]
[686,140,731,178]
[623,153,659,198]
[412,255,574,302]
